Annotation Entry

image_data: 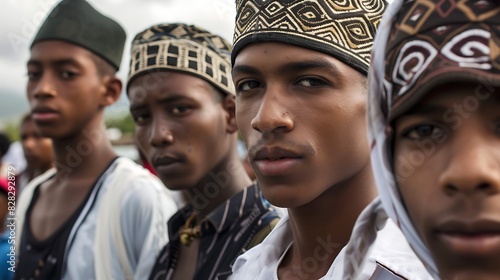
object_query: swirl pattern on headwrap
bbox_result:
[345,1,500,279]
[384,0,500,119]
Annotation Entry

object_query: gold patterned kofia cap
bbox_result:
[232,0,387,75]
[128,23,234,95]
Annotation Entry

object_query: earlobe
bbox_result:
[223,95,238,134]
[101,76,122,107]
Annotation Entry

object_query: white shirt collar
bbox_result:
[232,212,433,280]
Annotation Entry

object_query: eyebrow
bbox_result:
[232,64,261,77]
[129,94,190,111]
[232,58,343,78]
[27,58,81,68]
[277,58,342,77]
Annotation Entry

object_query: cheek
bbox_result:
[27,82,36,101]
[42,139,53,150]
[394,146,437,240]
[236,99,258,141]
[176,114,220,159]
[192,114,225,153]
[394,144,419,182]
[134,127,151,154]
[398,180,426,234]
[72,80,103,108]
[315,105,369,165]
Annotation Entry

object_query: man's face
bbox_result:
[129,72,233,190]
[27,41,108,138]
[233,42,370,208]
[393,82,500,279]
[21,119,53,169]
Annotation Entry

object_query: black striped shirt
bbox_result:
[148,183,280,280]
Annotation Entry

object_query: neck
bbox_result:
[286,163,377,279]
[32,162,54,178]
[190,150,251,219]
[52,122,116,181]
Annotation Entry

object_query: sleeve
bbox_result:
[119,176,178,280]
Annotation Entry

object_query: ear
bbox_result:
[99,76,122,107]
[221,94,238,134]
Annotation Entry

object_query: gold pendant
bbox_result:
[179,211,202,246]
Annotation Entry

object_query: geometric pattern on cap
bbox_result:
[129,23,234,95]
[233,0,387,75]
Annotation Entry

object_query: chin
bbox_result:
[260,184,312,208]
[34,127,59,138]
[159,178,191,191]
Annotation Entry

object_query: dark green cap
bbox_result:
[31,0,126,70]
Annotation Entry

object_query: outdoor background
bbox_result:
[0,0,237,145]
[0,0,392,160]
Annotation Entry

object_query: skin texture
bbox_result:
[20,118,54,178]
[233,42,377,279]
[26,40,121,241]
[393,82,500,280]
[27,41,119,140]
[129,72,247,194]
[129,71,251,280]
[130,72,229,191]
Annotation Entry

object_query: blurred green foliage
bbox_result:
[2,122,20,142]
[105,113,135,135]
[1,113,135,143]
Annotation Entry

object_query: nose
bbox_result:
[250,85,294,134]
[438,132,500,196]
[149,116,174,148]
[30,73,57,100]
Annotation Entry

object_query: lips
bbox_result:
[31,106,60,123]
[152,154,184,173]
[435,219,500,256]
[251,146,303,176]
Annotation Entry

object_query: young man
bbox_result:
[349,0,500,279]
[15,1,178,279]
[127,23,280,280]
[231,0,432,279]
[18,114,54,191]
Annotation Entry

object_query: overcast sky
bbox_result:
[0,0,237,120]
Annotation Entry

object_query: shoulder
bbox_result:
[17,169,55,209]
[369,220,433,280]
[106,157,165,192]
[103,158,177,213]
[232,214,292,278]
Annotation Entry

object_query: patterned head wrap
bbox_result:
[128,23,234,95]
[384,0,500,120]
[32,0,126,70]
[344,1,500,279]
[232,0,388,75]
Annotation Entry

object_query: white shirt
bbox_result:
[232,213,433,280]
[16,157,178,280]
